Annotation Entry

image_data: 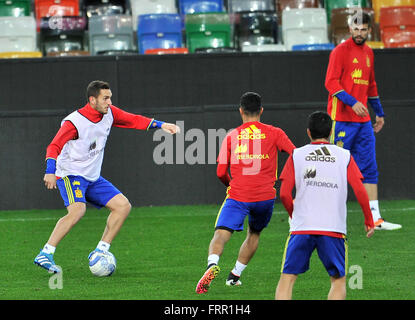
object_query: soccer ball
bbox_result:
[88,251,117,277]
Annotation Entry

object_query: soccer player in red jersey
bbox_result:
[34,80,180,273]
[325,11,400,230]
[195,92,295,294]
[275,111,374,300]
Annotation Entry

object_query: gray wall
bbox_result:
[0,49,414,210]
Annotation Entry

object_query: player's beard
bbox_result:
[352,35,367,45]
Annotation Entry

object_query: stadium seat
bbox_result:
[144,47,188,54]
[130,0,177,31]
[282,8,329,50]
[241,43,286,51]
[366,40,385,48]
[324,0,368,23]
[185,12,231,53]
[291,43,334,50]
[0,51,41,58]
[194,47,238,53]
[0,0,31,17]
[235,11,278,49]
[330,7,375,44]
[372,0,415,23]
[227,0,275,14]
[47,50,89,56]
[0,16,37,52]
[178,0,224,14]
[380,6,415,48]
[276,0,320,21]
[35,0,79,18]
[88,15,134,55]
[137,13,182,54]
[84,0,127,18]
[39,16,86,56]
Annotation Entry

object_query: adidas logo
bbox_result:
[305,146,336,163]
[353,58,359,64]
[238,124,266,140]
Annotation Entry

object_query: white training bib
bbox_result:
[56,108,113,182]
[290,143,351,235]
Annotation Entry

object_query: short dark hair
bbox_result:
[86,80,110,101]
[240,92,262,115]
[351,11,371,27]
[308,111,332,139]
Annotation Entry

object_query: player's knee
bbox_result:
[118,198,132,216]
[65,204,86,224]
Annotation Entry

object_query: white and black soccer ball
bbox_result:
[89,251,117,277]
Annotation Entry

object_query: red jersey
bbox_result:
[46,103,152,160]
[325,37,379,123]
[217,121,295,202]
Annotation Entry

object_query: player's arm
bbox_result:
[275,128,296,155]
[367,57,385,133]
[111,105,180,134]
[279,155,295,218]
[216,135,231,187]
[347,156,375,238]
[44,121,78,189]
[325,48,368,117]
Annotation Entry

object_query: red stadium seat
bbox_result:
[144,48,189,54]
[380,6,415,48]
[34,0,79,29]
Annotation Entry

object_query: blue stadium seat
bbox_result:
[137,13,182,54]
[178,0,224,14]
[291,43,335,50]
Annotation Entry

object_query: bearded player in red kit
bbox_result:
[325,11,400,230]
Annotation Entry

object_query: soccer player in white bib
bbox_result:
[34,80,180,273]
[275,111,375,300]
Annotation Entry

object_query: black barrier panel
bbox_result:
[0,49,414,210]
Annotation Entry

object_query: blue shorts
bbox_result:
[215,198,275,233]
[332,120,378,184]
[56,176,121,208]
[281,234,348,277]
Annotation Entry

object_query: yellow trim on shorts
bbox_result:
[214,194,229,228]
[330,97,338,144]
[280,233,292,273]
[343,234,348,276]
[63,176,75,204]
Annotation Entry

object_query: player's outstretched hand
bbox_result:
[373,116,384,133]
[161,123,181,135]
[365,225,375,238]
[352,101,369,117]
[44,173,57,189]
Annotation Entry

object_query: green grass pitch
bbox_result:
[0,199,414,300]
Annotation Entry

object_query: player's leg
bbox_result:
[196,198,248,294]
[328,276,346,300]
[195,229,230,294]
[226,227,259,286]
[355,122,401,230]
[34,176,88,273]
[85,177,131,254]
[101,193,132,245]
[275,273,298,300]
[227,199,274,286]
[276,234,315,300]
[47,202,87,247]
[316,235,347,300]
